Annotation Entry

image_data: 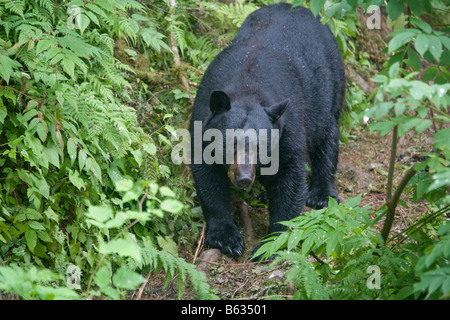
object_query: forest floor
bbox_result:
[134,121,435,300]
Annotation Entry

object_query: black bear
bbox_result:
[189,3,345,259]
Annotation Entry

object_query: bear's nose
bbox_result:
[235,174,253,189]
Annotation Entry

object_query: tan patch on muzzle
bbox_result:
[227,154,256,189]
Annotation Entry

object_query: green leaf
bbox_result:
[414,34,442,60]
[394,102,406,117]
[405,48,422,71]
[369,121,397,136]
[310,0,326,17]
[386,0,404,20]
[287,230,303,251]
[434,128,450,151]
[69,170,86,190]
[160,199,184,214]
[0,104,7,125]
[343,194,362,209]
[410,17,431,33]
[409,80,434,100]
[388,31,417,53]
[86,3,107,18]
[44,144,60,168]
[142,142,156,155]
[375,101,394,119]
[423,66,439,82]
[301,236,315,256]
[28,221,45,231]
[34,175,50,199]
[438,35,450,51]
[112,267,145,290]
[0,55,22,84]
[36,38,57,55]
[99,239,142,263]
[427,35,442,61]
[101,287,120,300]
[85,205,113,224]
[78,14,90,35]
[36,119,48,142]
[407,0,423,17]
[326,231,340,257]
[67,138,77,165]
[415,34,429,57]
[157,236,178,256]
[131,149,143,167]
[61,57,75,79]
[441,277,450,297]
[427,170,450,192]
[78,149,87,171]
[115,179,134,192]
[85,157,102,182]
[398,117,422,136]
[25,229,37,252]
[292,0,307,8]
[93,266,112,289]
[415,119,432,133]
[159,186,176,197]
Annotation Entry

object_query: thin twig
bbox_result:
[168,0,194,105]
[192,224,205,264]
[135,272,152,300]
[381,166,417,242]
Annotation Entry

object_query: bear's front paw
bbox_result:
[306,189,339,209]
[205,223,245,258]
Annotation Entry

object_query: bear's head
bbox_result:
[206,90,289,189]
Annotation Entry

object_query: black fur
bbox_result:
[189,3,345,259]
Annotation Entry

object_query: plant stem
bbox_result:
[381,125,419,242]
[168,0,194,105]
[385,125,398,205]
[381,165,417,242]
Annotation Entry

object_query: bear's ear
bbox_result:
[210,91,231,115]
[265,99,289,122]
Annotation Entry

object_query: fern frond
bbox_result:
[36,0,55,12]
[275,252,329,300]
[4,0,25,17]
[136,246,219,300]
[214,0,258,28]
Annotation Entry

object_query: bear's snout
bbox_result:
[228,162,255,190]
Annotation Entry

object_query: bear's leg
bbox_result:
[191,164,245,258]
[250,163,307,262]
[306,125,340,209]
[265,163,307,234]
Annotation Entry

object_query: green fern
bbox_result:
[137,246,218,300]
[212,0,259,28]
[3,0,25,17]
[275,252,329,300]
[0,0,179,301]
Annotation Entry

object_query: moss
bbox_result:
[113,38,169,86]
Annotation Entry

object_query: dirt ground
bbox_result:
[133,122,435,300]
